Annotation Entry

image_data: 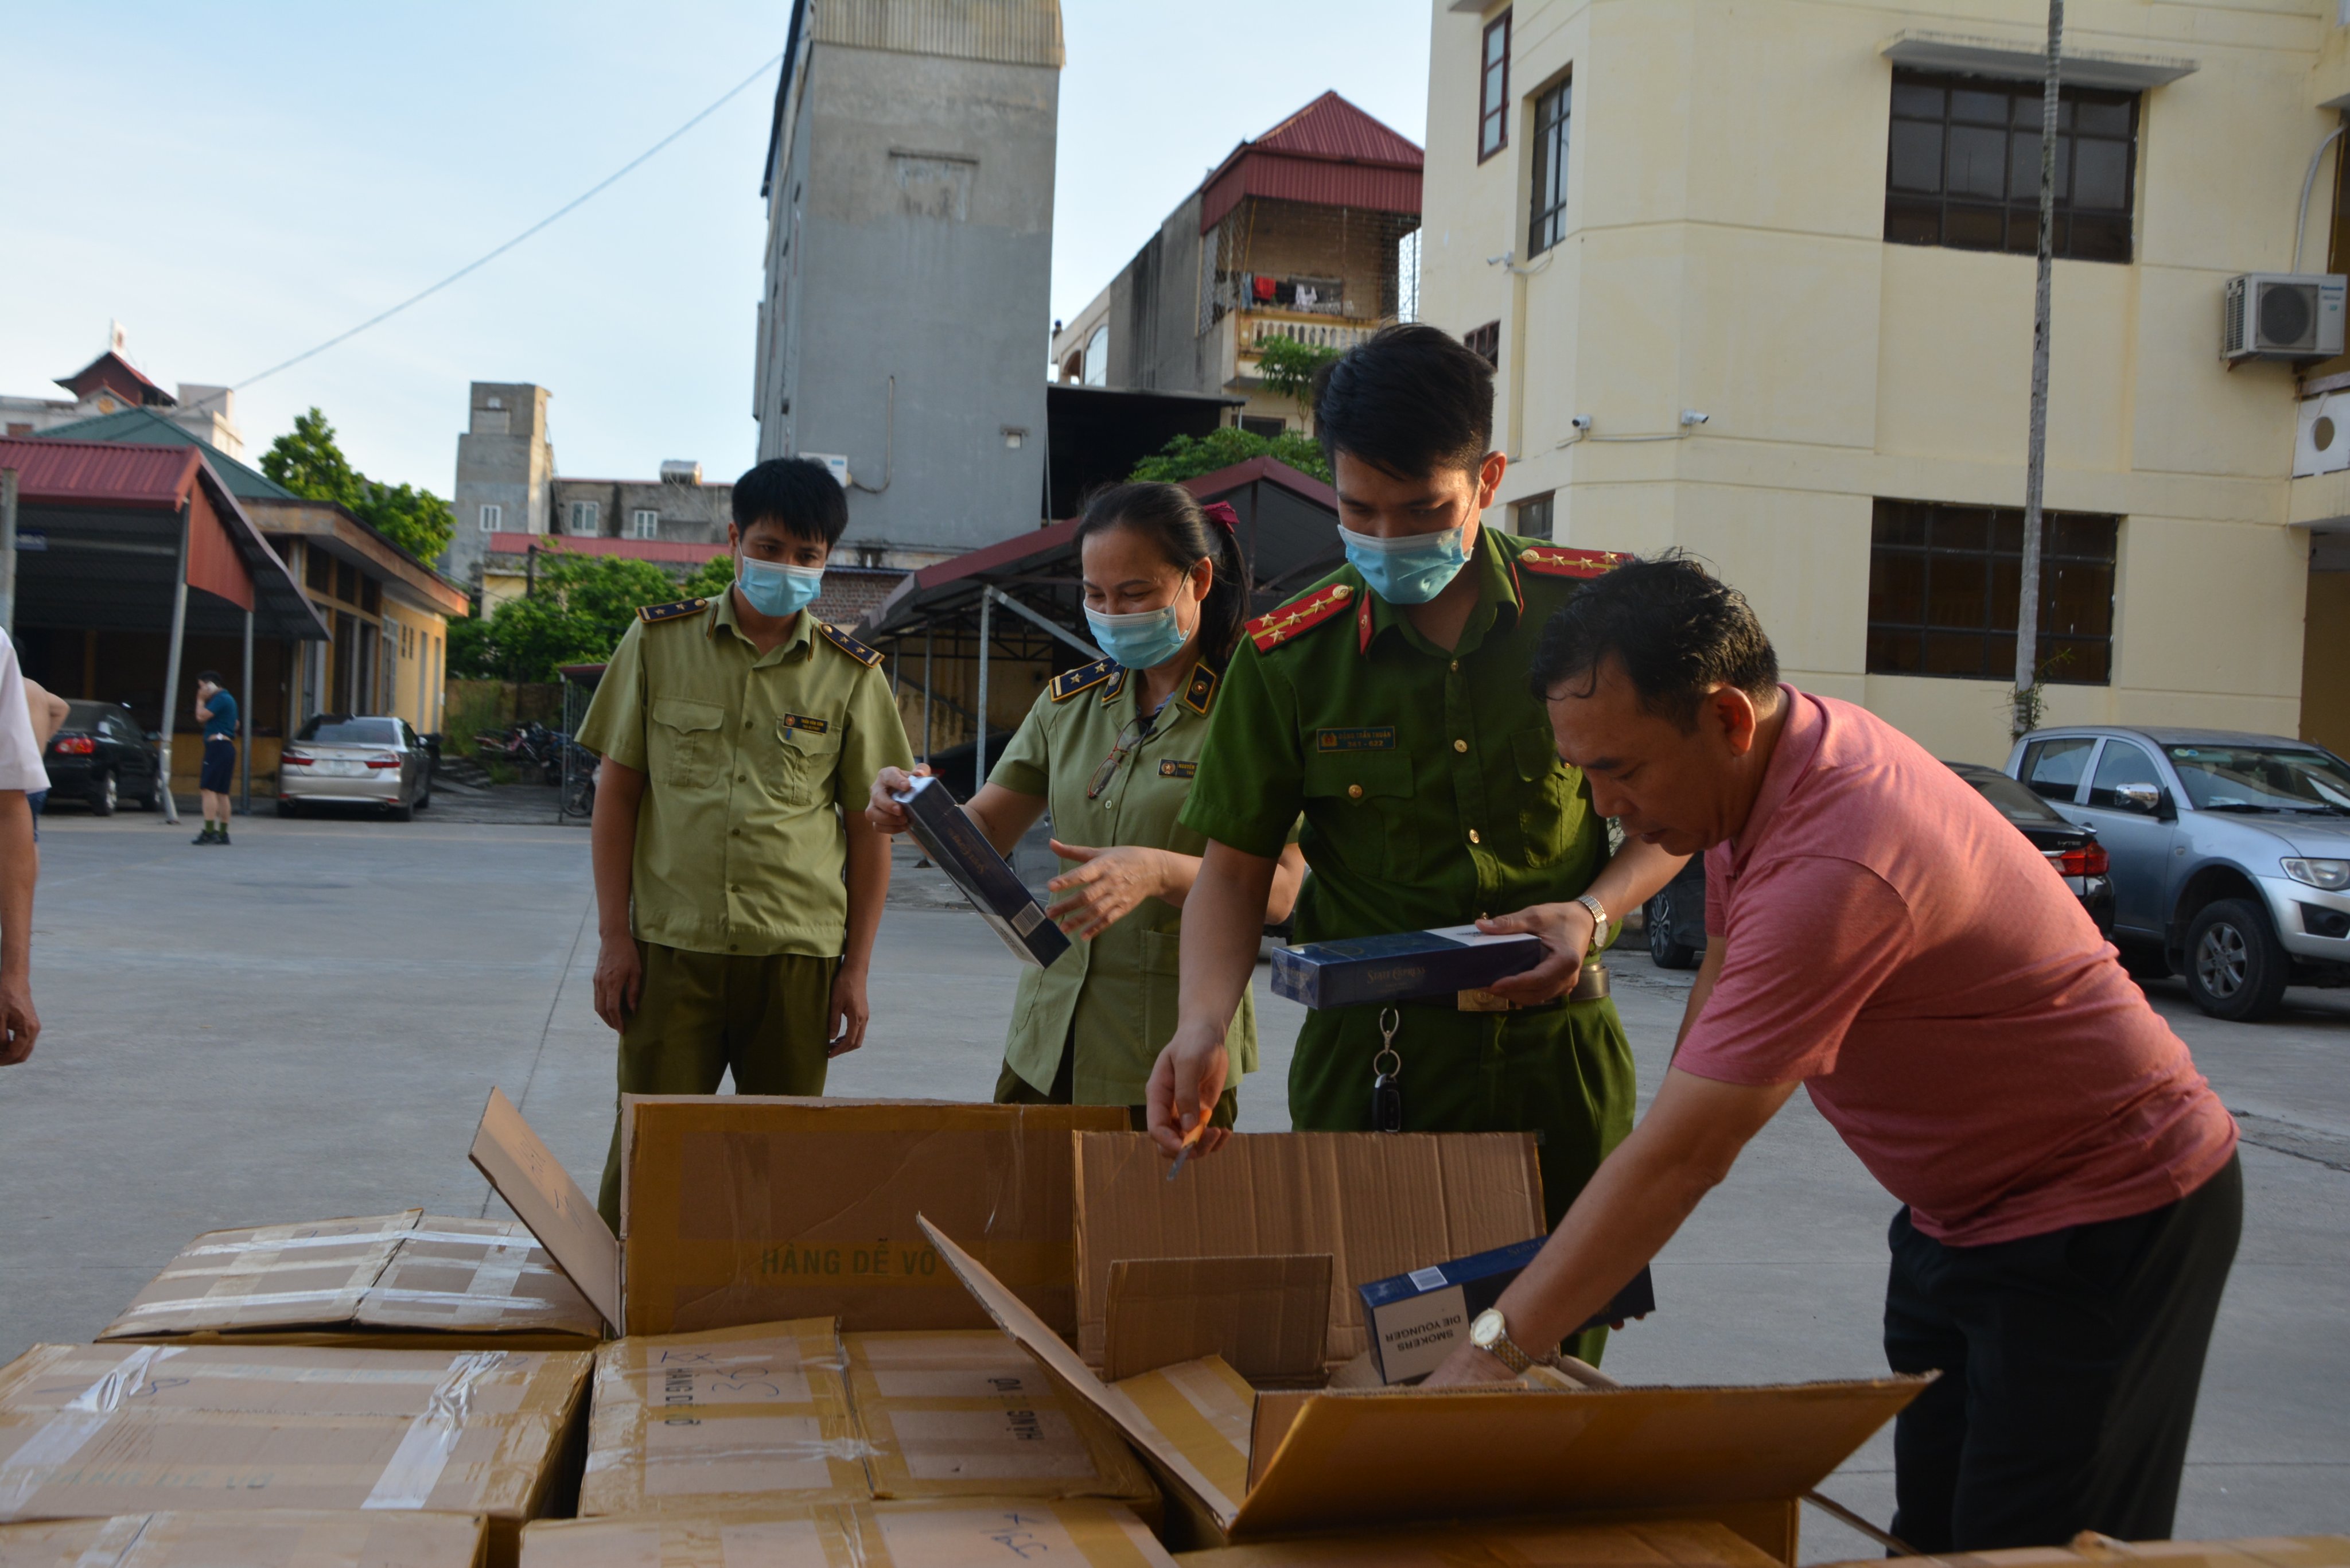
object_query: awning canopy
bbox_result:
[1,438,328,641]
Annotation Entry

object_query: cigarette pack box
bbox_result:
[1269,924,1541,1008]
[1357,1238,1657,1384]
[893,775,1071,968]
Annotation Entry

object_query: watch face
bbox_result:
[1470,1309,1503,1348]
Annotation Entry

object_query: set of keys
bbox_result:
[1173,1005,1407,1182]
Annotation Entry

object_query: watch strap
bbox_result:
[1575,893,1609,954]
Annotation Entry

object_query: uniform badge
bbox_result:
[638,597,708,624]
[1317,727,1398,752]
[818,622,885,667]
[1518,546,1633,580]
[1157,759,1199,779]
[780,714,830,734]
[1244,582,1355,653]
[1051,657,1119,702]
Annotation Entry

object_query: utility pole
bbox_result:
[0,469,18,637]
[2014,0,2063,738]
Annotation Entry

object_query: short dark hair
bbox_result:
[1075,483,1250,664]
[732,457,849,547]
[196,670,224,686]
[1527,553,1780,730]
[1312,323,1494,480]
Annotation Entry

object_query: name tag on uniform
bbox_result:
[1157,759,1199,779]
[780,714,830,734]
[1317,726,1396,752]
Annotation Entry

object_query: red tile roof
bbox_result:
[53,350,173,407]
[485,531,729,565]
[1253,90,1424,169]
[1200,91,1424,231]
[0,437,201,507]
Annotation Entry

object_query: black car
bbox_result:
[43,701,164,816]
[1640,760,2116,971]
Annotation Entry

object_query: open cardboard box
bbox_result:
[920,1215,1928,1559]
[1811,1539,2350,1568]
[0,1511,491,1568]
[522,1500,1181,1567]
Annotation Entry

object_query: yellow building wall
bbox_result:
[1422,0,2330,766]
[2304,569,2350,754]
[379,600,452,735]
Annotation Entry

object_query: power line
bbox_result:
[195,50,784,410]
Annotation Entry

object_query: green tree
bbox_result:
[260,406,457,564]
[455,548,686,682]
[1254,335,1341,417]
[1129,425,1331,485]
[678,551,736,602]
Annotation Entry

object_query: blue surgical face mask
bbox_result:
[736,553,824,619]
[1339,522,1470,605]
[1084,596,1196,671]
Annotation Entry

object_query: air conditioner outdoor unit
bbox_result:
[2223,273,2347,362]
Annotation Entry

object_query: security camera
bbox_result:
[1569,414,1593,431]
[1678,410,1710,426]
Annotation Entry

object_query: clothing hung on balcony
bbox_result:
[1252,274,1277,301]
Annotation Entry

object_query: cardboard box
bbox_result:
[1174,1516,1786,1567]
[845,1330,1158,1519]
[921,1215,1928,1558]
[472,1088,1124,1339]
[521,1500,1177,1567]
[98,1209,602,1351]
[0,1510,489,1567]
[578,1319,867,1518]
[1269,925,1541,1007]
[1072,1131,1547,1366]
[0,1343,589,1568]
[1358,1239,1656,1384]
[894,775,1072,968]
[1812,1539,2350,1568]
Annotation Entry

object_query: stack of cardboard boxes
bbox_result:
[0,1089,2337,1568]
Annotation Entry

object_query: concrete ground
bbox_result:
[2,805,2344,1558]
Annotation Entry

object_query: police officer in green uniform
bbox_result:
[1147,328,1686,1359]
[866,483,1305,1125]
[577,457,912,1227]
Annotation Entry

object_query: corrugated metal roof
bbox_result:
[1253,91,1423,169]
[0,437,198,507]
[812,0,1063,67]
[1197,91,1425,232]
[29,407,297,500]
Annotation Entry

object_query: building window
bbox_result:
[1884,71,2138,264]
[1464,320,1501,367]
[1866,498,2117,684]
[478,503,501,532]
[567,500,600,535]
[1240,415,1287,439]
[1512,492,1555,540]
[1528,79,1571,255]
[1479,11,1511,162]
[629,509,660,540]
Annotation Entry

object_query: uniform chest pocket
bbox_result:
[773,718,843,803]
[650,698,726,790]
[1302,748,1416,881]
[1512,726,1577,866]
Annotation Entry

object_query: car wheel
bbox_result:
[276,799,299,819]
[414,775,432,810]
[136,774,159,811]
[2184,898,2290,1022]
[90,769,116,818]
[386,801,414,823]
[1645,888,1700,970]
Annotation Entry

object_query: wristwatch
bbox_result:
[1468,1308,1535,1374]
[1574,894,1609,954]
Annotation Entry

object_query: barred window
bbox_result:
[1479,11,1511,162]
[1866,499,2117,684]
[1884,71,2138,264]
[1528,80,1571,256]
[478,503,501,532]
[1464,320,1500,367]
[1512,493,1555,540]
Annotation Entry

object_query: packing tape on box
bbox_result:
[122,1287,571,1318]
[361,1350,512,1510]
[181,1230,544,1255]
[68,1512,153,1565]
[0,1345,185,1513]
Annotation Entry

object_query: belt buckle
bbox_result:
[1456,989,1514,1013]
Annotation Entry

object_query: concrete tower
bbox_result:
[446,382,553,584]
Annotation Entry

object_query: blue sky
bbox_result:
[1,2,1430,499]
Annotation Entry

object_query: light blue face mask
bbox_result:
[736,554,825,619]
[1084,598,1196,671]
[1339,522,1470,605]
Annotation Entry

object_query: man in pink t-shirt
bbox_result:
[1426,557,2240,1554]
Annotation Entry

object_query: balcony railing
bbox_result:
[1243,314,1381,354]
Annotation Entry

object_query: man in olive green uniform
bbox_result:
[1149,327,1684,1358]
[578,457,912,1225]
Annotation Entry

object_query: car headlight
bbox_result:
[2281,857,2350,890]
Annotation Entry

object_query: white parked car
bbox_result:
[277,715,434,822]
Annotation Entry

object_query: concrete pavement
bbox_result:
[1,806,2343,1558]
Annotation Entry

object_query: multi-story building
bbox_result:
[1048,91,1425,438]
[1421,1,2350,762]
[479,467,737,610]
[3,347,245,460]
[446,381,557,586]
[753,0,1062,567]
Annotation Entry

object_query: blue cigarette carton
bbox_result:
[893,775,1071,968]
[1357,1237,1656,1384]
[1269,924,1543,1008]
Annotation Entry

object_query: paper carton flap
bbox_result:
[1172,1515,1787,1567]
[1103,1255,1330,1382]
[1809,1540,2350,1568]
[469,1087,622,1334]
[917,1215,1243,1532]
[1226,1377,1929,1541]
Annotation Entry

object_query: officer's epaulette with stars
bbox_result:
[637,597,709,625]
[1049,656,1120,702]
[1181,659,1221,714]
[818,622,886,668]
[1518,546,1634,580]
[1244,581,1355,653]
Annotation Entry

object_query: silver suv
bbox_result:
[2005,727,2350,1020]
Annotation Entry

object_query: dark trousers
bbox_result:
[992,1024,1236,1131]
[1884,1153,2242,1552]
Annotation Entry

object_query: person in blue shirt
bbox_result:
[192,672,238,846]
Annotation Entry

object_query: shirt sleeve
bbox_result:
[0,642,49,793]
[835,660,916,811]
[576,621,649,771]
[1702,844,1730,938]
[1674,854,1915,1087]
[987,691,1054,797]
[1177,642,1305,859]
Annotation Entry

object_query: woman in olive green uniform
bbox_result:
[869,484,1305,1125]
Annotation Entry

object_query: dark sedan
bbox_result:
[1640,760,2114,970]
[42,701,163,816]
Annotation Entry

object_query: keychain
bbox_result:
[1371,1007,1404,1133]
